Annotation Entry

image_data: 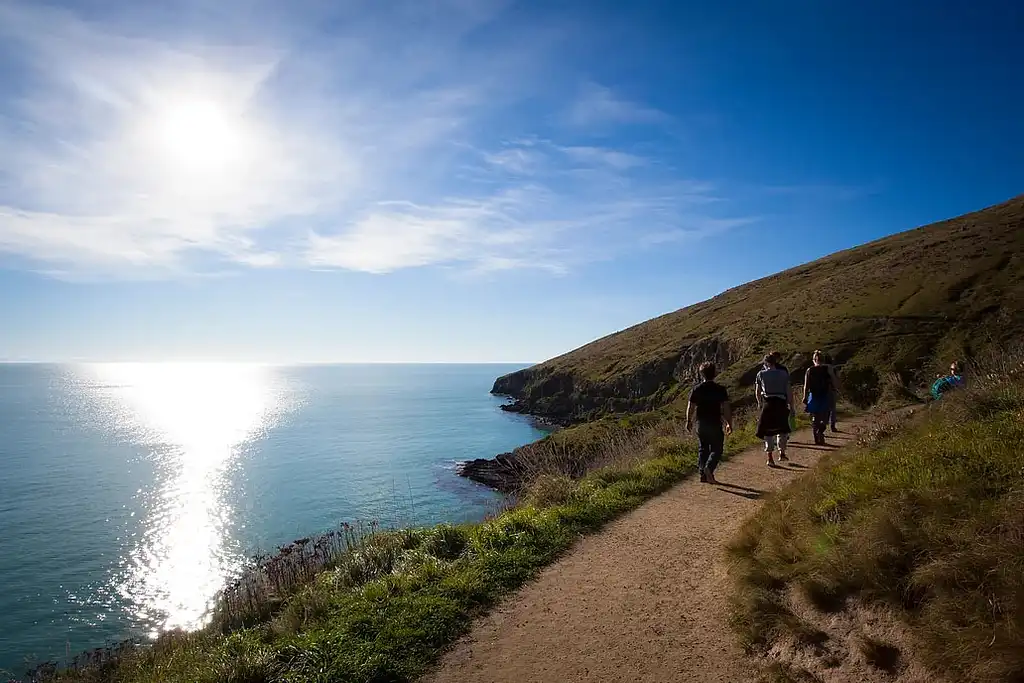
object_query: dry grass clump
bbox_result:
[519,408,756,505]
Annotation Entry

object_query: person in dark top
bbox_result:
[803,350,834,446]
[686,361,733,484]
[817,351,842,431]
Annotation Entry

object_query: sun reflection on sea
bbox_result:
[81,363,292,635]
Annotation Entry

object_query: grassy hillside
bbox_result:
[494,194,1024,422]
[728,370,1024,682]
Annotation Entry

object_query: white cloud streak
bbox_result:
[0,0,751,279]
[565,82,669,128]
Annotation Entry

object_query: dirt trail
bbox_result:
[424,419,873,683]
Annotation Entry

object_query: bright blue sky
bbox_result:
[2,0,1022,363]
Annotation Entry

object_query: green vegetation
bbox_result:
[728,372,1024,682]
[39,420,761,683]
[495,194,1024,422]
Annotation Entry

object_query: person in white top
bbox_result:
[755,351,794,467]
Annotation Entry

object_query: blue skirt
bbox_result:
[806,392,828,415]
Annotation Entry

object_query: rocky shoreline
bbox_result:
[456,451,523,493]
[498,400,572,429]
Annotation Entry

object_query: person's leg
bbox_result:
[778,432,789,460]
[757,404,770,455]
[763,400,780,466]
[705,426,725,482]
[813,412,828,444]
[696,424,711,482]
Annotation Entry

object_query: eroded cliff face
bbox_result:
[492,336,744,424]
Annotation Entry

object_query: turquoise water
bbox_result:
[0,363,542,676]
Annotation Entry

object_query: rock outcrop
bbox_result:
[457,452,522,493]
[491,336,744,424]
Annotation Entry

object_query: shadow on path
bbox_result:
[788,442,840,452]
[718,488,761,500]
[716,482,765,495]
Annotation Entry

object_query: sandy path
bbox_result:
[423,421,870,683]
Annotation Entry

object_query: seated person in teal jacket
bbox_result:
[931,361,965,400]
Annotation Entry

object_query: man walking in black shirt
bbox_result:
[686,361,733,484]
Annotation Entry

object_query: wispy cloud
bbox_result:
[305,139,746,274]
[558,145,647,170]
[565,82,669,128]
[0,0,748,279]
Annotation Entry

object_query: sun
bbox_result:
[152,98,246,173]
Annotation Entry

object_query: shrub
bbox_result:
[523,474,577,507]
[840,365,881,407]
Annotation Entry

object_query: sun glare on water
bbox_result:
[81,363,293,635]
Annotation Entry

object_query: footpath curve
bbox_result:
[423,419,872,683]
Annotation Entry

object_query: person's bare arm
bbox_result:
[802,369,810,405]
[722,400,733,434]
[685,400,696,432]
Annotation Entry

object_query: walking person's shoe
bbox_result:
[699,470,708,483]
[779,450,789,461]
[830,424,840,433]
[705,470,718,485]
[766,452,776,467]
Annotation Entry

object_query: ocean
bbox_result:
[0,362,544,676]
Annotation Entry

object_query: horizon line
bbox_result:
[0,360,540,366]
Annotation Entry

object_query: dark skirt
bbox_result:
[757,397,792,438]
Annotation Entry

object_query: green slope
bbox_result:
[493,194,1024,422]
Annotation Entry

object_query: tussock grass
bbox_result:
[758,662,823,683]
[729,370,1024,682]
[513,415,692,490]
[857,635,901,673]
[29,417,759,683]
